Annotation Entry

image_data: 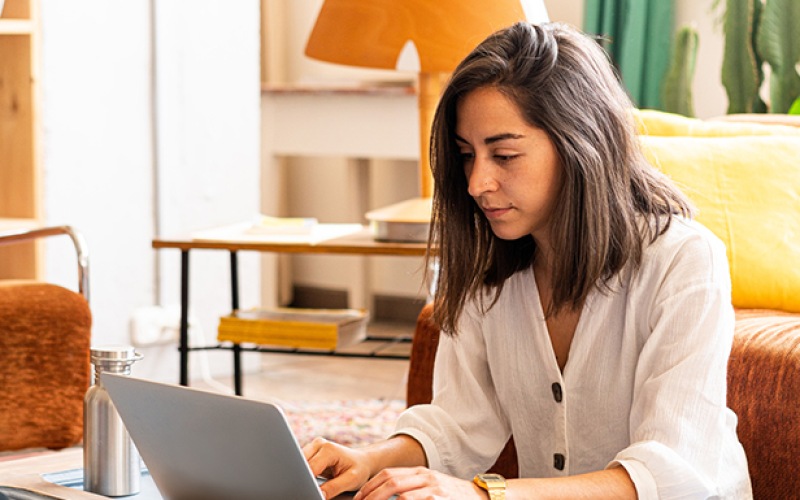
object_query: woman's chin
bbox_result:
[489,224,529,241]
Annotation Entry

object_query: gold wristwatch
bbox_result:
[473,473,506,500]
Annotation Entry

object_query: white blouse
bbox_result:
[395,218,752,499]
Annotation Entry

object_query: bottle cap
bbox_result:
[90,345,143,364]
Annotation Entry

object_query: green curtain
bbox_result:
[584,0,674,109]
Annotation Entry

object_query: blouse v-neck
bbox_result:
[530,266,593,379]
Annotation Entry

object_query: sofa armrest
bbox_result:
[0,281,91,451]
[407,303,440,407]
[728,309,800,499]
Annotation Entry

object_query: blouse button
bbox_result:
[554,453,565,471]
[551,382,563,403]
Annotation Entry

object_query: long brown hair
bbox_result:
[427,22,693,335]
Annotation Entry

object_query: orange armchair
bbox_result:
[0,226,92,451]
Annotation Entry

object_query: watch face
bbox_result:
[480,474,504,482]
[476,473,506,489]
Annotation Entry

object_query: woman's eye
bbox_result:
[459,152,475,162]
[495,154,518,162]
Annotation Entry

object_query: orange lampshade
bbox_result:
[306,0,548,72]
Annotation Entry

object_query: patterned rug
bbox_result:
[280,399,406,447]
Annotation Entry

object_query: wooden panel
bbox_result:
[0,35,35,218]
[0,0,38,279]
[0,218,37,278]
[0,241,36,278]
[1,0,31,20]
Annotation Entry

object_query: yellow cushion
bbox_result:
[633,109,800,137]
[639,134,800,313]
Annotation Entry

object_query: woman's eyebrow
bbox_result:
[455,132,525,145]
[484,133,525,144]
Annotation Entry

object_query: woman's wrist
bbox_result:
[363,434,427,477]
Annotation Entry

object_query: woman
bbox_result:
[304,22,752,499]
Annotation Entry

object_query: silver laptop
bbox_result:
[102,373,353,500]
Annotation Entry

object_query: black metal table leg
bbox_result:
[179,249,190,386]
[230,251,242,396]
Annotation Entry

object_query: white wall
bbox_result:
[40,0,261,384]
[40,1,154,342]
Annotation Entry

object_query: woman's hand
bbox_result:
[354,467,488,500]
[303,437,373,499]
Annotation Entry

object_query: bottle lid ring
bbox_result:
[90,345,143,364]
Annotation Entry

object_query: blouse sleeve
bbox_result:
[393,300,512,479]
[610,229,750,498]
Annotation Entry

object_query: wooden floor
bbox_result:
[194,320,413,404]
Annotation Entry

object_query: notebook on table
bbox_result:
[102,373,355,500]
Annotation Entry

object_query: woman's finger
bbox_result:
[319,467,366,500]
[303,438,372,499]
[356,467,432,500]
[302,436,329,461]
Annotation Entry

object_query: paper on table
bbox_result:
[191,222,364,244]
[246,215,318,235]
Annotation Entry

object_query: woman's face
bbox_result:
[456,86,564,244]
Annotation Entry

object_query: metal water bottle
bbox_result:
[83,345,143,496]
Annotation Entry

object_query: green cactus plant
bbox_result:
[756,0,800,113]
[719,0,800,114]
[662,26,699,117]
[720,0,766,113]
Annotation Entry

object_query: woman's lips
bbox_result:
[482,206,511,220]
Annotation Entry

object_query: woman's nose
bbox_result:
[467,158,498,197]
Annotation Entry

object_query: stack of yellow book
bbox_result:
[217,307,369,350]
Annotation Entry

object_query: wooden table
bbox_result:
[0,448,103,499]
[0,447,357,499]
[153,224,429,396]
